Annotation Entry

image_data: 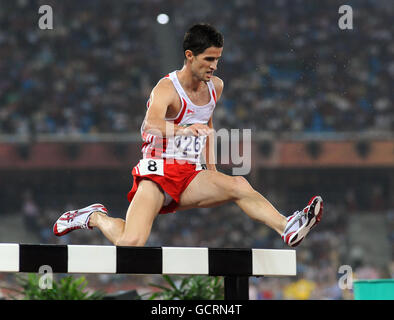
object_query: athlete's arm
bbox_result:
[211,76,224,101]
[203,76,224,171]
[142,79,180,137]
[204,116,217,171]
[143,79,211,137]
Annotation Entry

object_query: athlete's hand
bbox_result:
[180,123,213,136]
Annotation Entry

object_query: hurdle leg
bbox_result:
[224,276,249,300]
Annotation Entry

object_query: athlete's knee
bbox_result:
[115,235,146,247]
[230,176,255,199]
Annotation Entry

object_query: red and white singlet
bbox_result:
[127,71,218,214]
[141,71,217,163]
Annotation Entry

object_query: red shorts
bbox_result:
[127,158,204,214]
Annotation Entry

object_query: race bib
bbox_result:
[173,135,207,160]
[138,159,164,176]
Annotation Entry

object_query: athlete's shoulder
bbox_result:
[211,76,224,100]
[152,76,177,96]
[146,76,178,109]
[211,75,224,89]
[156,75,174,88]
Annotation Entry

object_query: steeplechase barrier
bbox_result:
[0,244,296,300]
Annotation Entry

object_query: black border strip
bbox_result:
[208,248,252,276]
[19,244,68,273]
[116,246,162,274]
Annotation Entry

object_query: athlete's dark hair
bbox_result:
[183,23,224,57]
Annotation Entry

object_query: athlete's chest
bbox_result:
[167,86,212,119]
[184,86,211,106]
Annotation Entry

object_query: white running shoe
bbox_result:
[282,196,323,247]
[53,203,108,237]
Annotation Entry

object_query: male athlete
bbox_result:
[53,24,323,247]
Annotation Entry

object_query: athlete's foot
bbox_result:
[281,196,323,247]
[53,203,108,236]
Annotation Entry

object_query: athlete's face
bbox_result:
[186,46,223,82]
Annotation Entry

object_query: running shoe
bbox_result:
[282,196,323,247]
[53,203,108,236]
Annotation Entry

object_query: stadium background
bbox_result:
[0,0,392,299]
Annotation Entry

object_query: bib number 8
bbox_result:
[147,160,157,172]
[138,159,164,176]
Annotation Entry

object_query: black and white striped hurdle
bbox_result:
[0,244,296,299]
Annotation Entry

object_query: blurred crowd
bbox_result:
[0,0,393,136]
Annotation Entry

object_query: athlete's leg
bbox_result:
[178,170,288,235]
[89,179,165,246]
[89,213,124,245]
